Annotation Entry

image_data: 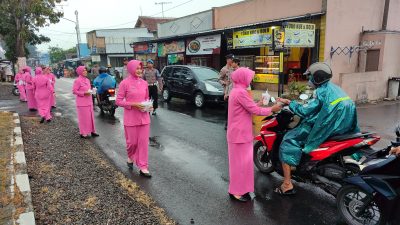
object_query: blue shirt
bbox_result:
[93,73,116,94]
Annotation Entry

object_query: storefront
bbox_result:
[133,42,158,67]
[225,21,319,92]
[157,40,186,69]
[185,34,221,69]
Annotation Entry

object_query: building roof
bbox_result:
[135,16,175,32]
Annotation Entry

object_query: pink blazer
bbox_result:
[33,75,54,100]
[227,88,272,143]
[25,73,35,90]
[116,75,150,126]
[72,76,93,107]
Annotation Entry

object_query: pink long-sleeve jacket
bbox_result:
[72,66,92,107]
[23,67,34,90]
[33,67,54,99]
[14,70,24,86]
[116,60,150,126]
[227,67,272,143]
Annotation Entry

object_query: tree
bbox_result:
[0,0,64,67]
[48,46,65,63]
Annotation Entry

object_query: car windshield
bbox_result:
[191,67,219,81]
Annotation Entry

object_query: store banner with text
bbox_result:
[134,43,157,54]
[284,23,315,47]
[158,40,185,57]
[233,28,273,49]
[186,34,221,55]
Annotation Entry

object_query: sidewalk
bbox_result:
[0,111,35,225]
[0,82,175,224]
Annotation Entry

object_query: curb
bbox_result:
[9,112,36,225]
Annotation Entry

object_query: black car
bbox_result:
[161,65,224,108]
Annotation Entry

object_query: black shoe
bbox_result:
[29,108,36,112]
[46,119,51,123]
[127,162,134,170]
[80,135,89,139]
[152,111,157,116]
[40,118,45,123]
[139,170,152,178]
[91,132,99,137]
[229,193,250,202]
[52,106,57,109]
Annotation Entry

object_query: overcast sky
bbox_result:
[37,0,243,52]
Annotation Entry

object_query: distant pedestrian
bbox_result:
[24,66,37,111]
[43,66,56,108]
[72,66,99,138]
[121,58,129,79]
[116,60,153,178]
[219,54,238,130]
[33,67,53,123]
[15,69,27,102]
[143,59,162,115]
[227,67,281,202]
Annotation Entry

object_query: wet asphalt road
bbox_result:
[1,78,399,225]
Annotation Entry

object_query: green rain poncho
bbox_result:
[279,82,360,166]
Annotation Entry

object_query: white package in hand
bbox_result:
[141,99,153,112]
[262,90,271,105]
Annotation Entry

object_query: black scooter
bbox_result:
[336,128,400,225]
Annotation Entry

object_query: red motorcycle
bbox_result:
[253,103,381,196]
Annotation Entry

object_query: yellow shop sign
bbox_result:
[233,28,273,49]
[253,74,278,84]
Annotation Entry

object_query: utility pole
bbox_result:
[155,2,172,18]
[62,10,81,59]
[75,10,81,59]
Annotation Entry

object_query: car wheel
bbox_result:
[162,88,172,102]
[194,92,205,108]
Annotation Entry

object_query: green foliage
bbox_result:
[48,46,77,63]
[48,46,65,63]
[286,73,308,100]
[0,0,64,62]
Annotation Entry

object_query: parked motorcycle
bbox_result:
[12,80,19,96]
[253,96,381,196]
[96,88,117,116]
[336,129,400,225]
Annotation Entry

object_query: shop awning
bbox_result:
[130,12,325,46]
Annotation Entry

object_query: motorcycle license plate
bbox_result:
[108,96,116,101]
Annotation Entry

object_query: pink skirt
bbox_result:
[76,106,96,135]
[228,141,254,195]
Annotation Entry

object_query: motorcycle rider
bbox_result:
[93,66,116,109]
[276,62,360,195]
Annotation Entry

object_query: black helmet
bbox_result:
[304,62,332,86]
[99,66,107,73]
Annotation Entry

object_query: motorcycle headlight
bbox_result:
[205,83,222,93]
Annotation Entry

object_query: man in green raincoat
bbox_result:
[276,62,360,195]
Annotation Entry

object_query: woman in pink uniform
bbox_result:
[24,66,37,111]
[33,67,53,123]
[227,67,281,202]
[15,69,26,102]
[72,66,99,138]
[44,67,56,108]
[116,60,152,178]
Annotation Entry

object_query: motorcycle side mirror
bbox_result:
[299,94,309,101]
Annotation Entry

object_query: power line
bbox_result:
[79,0,195,31]
[151,0,194,17]
[155,2,172,18]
